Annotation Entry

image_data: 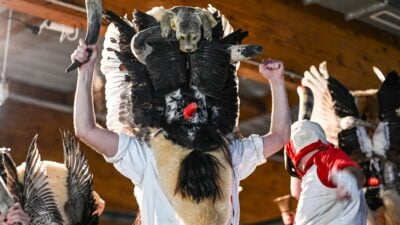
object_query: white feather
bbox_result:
[301,61,341,146]
[372,122,389,157]
[356,127,373,157]
[101,23,135,135]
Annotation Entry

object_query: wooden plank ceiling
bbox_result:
[0,0,399,224]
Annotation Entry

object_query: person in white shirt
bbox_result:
[282,120,367,225]
[71,40,291,225]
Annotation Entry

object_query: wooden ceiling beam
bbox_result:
[0,0,278,88]
[0,0,107,35]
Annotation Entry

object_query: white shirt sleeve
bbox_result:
[230,134,266,180]
[103,132,149,185]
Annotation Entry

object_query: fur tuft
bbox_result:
[381,189,400,225]
[176,150,222,203]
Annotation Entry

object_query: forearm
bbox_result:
[263,79,291,154]
[270,79,291,139]
[74,66,96,139]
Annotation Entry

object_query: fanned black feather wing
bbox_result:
[23,135,63,225]
[190,41,231,99]
[377,71,400,163]
[62,130,98,225]
[132,10,158,31]
[327,76,359,118]
[326,76,361,154]
[144,31,187,96]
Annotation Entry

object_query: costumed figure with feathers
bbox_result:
[0,130,104,225]
[71,4,291,225]
[293,62,400,225]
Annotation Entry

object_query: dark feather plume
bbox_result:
[220,29,248,45]
[132,10,158,31]
[61,129,98,225]
[327,77,359,118]
[23,135,64,225]
[377,71,400,158]
[190,41,231,99]
[327,77,361,155]
[3,153,23,204]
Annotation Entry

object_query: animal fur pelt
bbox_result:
[1,130,98,225]
[100,5,262,224]
[367,190,400,225]
[149,132,232,225]
[297,62,400,225]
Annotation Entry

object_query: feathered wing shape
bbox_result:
[191,42,231,99]
[23,135,64,225]
[101,10,138,134]
[377,71,400,165]
[301,62,344,145]
[3,153,23,204]
[132,9,158,31]
[301,62,362,155]
[61,130,98,225]
[0,152,20,216]
[144,31,187,95]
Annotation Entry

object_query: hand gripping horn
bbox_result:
[65,0,102,73]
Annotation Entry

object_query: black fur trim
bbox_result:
[175,150,223,203]
[168,125,233,203]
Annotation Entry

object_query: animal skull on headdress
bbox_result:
[159,7,218,53]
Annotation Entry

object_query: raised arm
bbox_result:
[72,39,118,158]
[259,59,291,158]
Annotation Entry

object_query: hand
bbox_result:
[0,203,30,225]
[92,191,105,216]
[330,170,359,201]
[71,39,97,72]
[281,211,295,225]
[259,58,285,83]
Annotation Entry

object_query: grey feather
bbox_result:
[61,130,98,225]
[23,135,64,225]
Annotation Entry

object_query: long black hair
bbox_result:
[163,124,233,203]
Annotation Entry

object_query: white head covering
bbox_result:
[290,120,328,153]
